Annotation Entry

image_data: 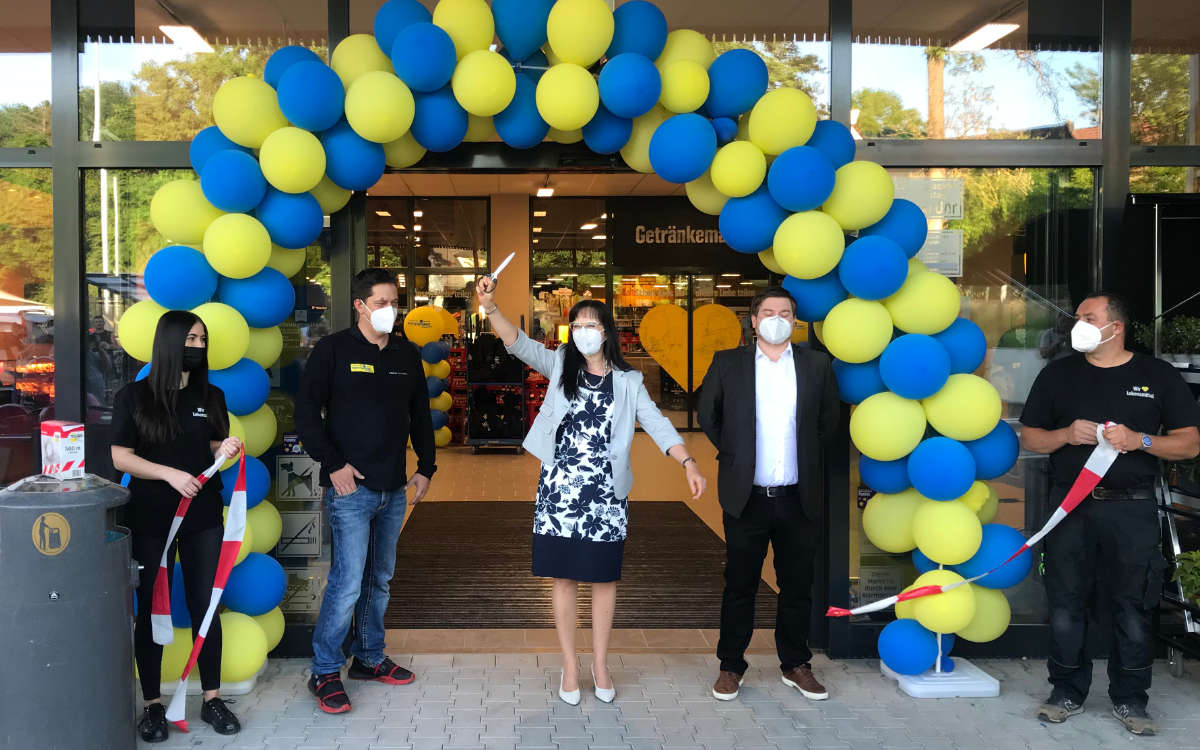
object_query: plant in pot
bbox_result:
[1161,318,1189,364]
[1132,321,1155,354]
[1172,549,1200,608]
[1178,315,1200,367]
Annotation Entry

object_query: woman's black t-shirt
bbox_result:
[111,380,228,537]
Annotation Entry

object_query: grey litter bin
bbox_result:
[0,474,136,750]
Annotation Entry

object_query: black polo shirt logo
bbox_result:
[350,363,375,374]
[1125,385,1154,399]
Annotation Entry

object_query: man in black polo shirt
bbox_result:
[1021,291,1200,736]
[297,268,437,713]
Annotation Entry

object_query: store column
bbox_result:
[489,194,531,331]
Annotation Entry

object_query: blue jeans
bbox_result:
[311,485,407,675]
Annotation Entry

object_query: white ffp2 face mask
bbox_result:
[1070,320,1114,353]
[757,315,793,345]
[367,305,397,334]
[573,327,604,356]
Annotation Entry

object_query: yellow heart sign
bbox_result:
[638,303,743,391]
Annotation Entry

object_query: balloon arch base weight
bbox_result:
[155,671,261,697]
[881,658,999,699]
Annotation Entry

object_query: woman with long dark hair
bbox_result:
[111,310,243,742]
[476,278,706,705]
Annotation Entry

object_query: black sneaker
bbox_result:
[137,703,168,743]
[347,656,415,685]
[1036,694,1084,723]
[308,671,352,713]
[201,697,240,735]
[1113,703,1157,736]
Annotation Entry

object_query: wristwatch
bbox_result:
[1140,433,1153,450]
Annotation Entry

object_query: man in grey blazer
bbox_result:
[698,286,840,702]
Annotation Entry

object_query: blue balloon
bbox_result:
[171,562,191,629]
[907,437,976,501]
[431,410,449,430]
[933,317,987,375]
[879,334,951,400]
[953,523,1034,589]
[189,126,252,174]
[767,146,836,212]
[609,0,668,59]
[782,272,847,322]
[805,120,856,169]
[719,186,788,254]
[319,118,386,191]
[964,420,1019,480]
[200,150,267,213]
[255,188,324,249]
[219,454,269,509]
[648,114,716,184]
[391,22,457,93]
[209,358,271,416]
[264,45,323,88]
[860,454,911,494]
[495,75,549,149]
[712,117,737,145]
[598,53,662,119]
[878,619,939,676]
[411,86,469,153]
[911,547,938,575]
[277,61,345,132]
[939,656,956,672]
[831,358,885,405]
[144,245,218,310]
[222,553,286,616]
[374,0,432,56]
[859,199,929,259]
[216,268,296,329]
[704,49,768,118]
[426,376,447,398]
[502,48,549,82]
[582,104,632,154]
[421,341,448,363]
[493,0,554,62]
[838,235,908,301]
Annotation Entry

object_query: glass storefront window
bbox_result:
[531,272,607,346]
[614,273,690,428]
[1131,166,1200,193]
[530,198,607,269]
[1131,1,1200,145]
[0,1,51,147]
[852,1,1101,139]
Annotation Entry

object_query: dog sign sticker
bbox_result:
[276,455,321,501]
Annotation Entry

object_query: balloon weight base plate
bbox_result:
[882,658,999,698]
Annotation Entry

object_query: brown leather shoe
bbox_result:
[712,670,744,701]
[782,665,828,700]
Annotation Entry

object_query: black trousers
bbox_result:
[1043,495,1163,707]
[718,491,818,675]
[133,527,224,701]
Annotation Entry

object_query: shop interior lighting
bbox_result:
[159,25,214,54]
[533,210,547,217]
[580,222,598,230]
[375,210,391,217]
[716,283,732,288]
[591,234,606,240]
[696,277,713,281]
[601,213,608,219]
[532,238,540,243]
[391,223,405,230]
[536,178,554,197]
[413,209,424,217]
[721,273,741,277]
[532,226,542,232]
[413,224,422,231]
[949,22,1019,51]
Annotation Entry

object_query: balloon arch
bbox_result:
[119,0,1023,677]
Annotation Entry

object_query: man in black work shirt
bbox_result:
[297,268,437,714]
[1021,292,1200,736]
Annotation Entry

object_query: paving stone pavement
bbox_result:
[138,654,1200,749]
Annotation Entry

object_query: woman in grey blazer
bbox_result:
[476,277,706,706]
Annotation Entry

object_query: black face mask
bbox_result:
[181,346,206,372]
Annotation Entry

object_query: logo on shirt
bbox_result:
[1125,385,1154,399]
[192,406,207,418]
[350,363,375,374]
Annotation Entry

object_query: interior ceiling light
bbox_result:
[375,210,391,217]
[721,273,741,277]
[949,22,1019,51]
[580,222,598,230]
[159,25,214,54]
[532,226,542,232]
[391,223,405,230]
[536,178,554,197]
[533,238,540,243]
[413,209,424,217]
[591,234,606,240]
[413,224,422,231]
[533,210,547,217]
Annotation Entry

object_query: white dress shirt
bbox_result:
[753,343,799,487]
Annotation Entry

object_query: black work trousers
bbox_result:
[717,490,818,675]
[1042,495,1163,708]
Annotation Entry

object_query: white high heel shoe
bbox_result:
[592,665,615,704]
[558,670,581,706]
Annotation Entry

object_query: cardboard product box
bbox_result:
[41,420,86,479]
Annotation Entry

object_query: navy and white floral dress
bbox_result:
[531,370,627,582]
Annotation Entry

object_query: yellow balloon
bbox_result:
[685,170,729,215]
[452,49,517,117]
[955,585,1011,643]
[192,302,250,371]
[203,213,271,279]
[710,140,766,198]
[117,300,168,363]
[547,127,584,144]
[748,88,818,155]
[310,175,352,215]
[258,127,326,194]
[431,360,451,379]
[862,488,925,553]
[956,481,991,514]
[330,34,391,89]
[383,131,428,169]
[150,180,223,245]
[822,161,896,231]
[438,306,458,336]
[212,76,288,149]
[222,506,255,565]
[267,244,306,279]
[913,497,983,565]
[907,257,929,279]
[850,391,926,461]
[656,29,714,70]
[432,0,495,60]
[404,305,444,347]
[431,391,453,412]
[224,413,245,470]
[160,627,193,682]
[547,0,614,67]
[219,611,269,682]
[247,500,282,554]
[465,114,497,142]
[773,210,846,279]
[245,326,283,369]
[821,298,893,363]
[978,483,1000,524]
[758,248,785,275]
[910,569,976,634]
[435,426,453,447]
[239,405,278,457]
[422,361,434,377]
[252,607,286,652]
[885,270,960,335]
[536,63,600,131]
[659,59,709,114]
[923,374,1002,442]
[811,320,823,343]
[895,584,917,620]
[621,105,670,173]
[345,71,415,143]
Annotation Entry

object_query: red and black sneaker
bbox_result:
[308,671,351,714]
[347,657,415,685]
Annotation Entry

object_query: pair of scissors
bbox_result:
[488,251,516,284]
